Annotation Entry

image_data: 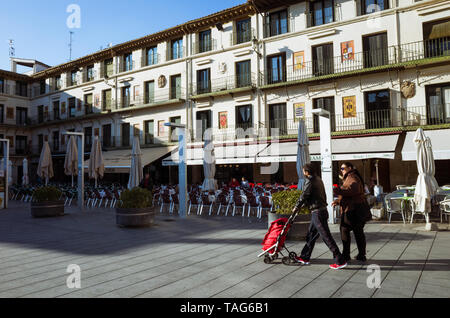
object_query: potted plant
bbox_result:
[31,186,65,218]
[269,190,310,241]
[116,187,155,228]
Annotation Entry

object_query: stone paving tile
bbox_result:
[0,202,449,298]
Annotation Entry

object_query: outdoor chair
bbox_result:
[170,194,179,214]
[160,194,172,214]
[188,194,201,215]
[231,195,246,217]
[439,196,450,223]
[216,194,230,216]
[385,196,406,224]
[409,198,430,224]
[258,196,272,219]
[246,196,259,218]
[198,194,213,216]
[103,190,114,208]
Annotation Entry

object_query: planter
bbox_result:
[268,212,311,241]
[370,207,385,220]
[31,201,65,218]
[116,207,155,228]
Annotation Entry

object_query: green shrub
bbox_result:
[33,186,62,203]
[272,190,310,215]
[118,187,153,209]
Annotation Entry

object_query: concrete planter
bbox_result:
[116,207,155,228]
[31,201,65,218]
[267,212,311,241]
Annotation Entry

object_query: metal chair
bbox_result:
[231,195,246,217]
[246,195,259,217]
[409,198,430,224]
[198,194,213,216]
[188,194,201,215]
[216,194,229,216]
[439,196,450,223]
[385,196,406,224]
[258,195,272,219]
[170,194,179,214]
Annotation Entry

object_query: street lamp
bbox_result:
[311,108,335,224]
[164,122,188,219]
[62,131,85,210]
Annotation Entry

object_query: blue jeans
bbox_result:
[300,208,345,265]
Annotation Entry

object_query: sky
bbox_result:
[0,0,245,72]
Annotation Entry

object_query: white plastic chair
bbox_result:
[386,196,406,224]
[440,196,450,223]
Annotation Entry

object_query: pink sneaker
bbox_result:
[329,263,347,270]
[295,257,310,265]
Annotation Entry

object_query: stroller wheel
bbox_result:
[264,255,272,264]
[289,252,298,260]
[282,257,291,265]
[273,253,279,260]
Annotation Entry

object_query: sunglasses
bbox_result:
[340,167,347,171]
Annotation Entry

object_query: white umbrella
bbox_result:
[296,119,310,191]
[128,136,143,190]
[22,158,29,186]
[88,136,104,188]
[37,141,54,185]
[413,128,439,223]
[202,136,217,192]
[64,136,78,186]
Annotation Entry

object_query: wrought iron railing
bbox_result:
[191,73,257,96]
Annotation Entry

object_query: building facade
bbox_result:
[1,0,449,191]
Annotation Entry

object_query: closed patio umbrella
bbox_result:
[37,141,54,185]
[202,136,217,192]
[128,136,143,190]
[413,128,439,223]
[64,136,78,187]
[22,158,29,186]
[88,136,104,188]
[296,119,310,191]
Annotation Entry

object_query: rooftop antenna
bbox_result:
[8,39,15,58]
[69,31,74,61]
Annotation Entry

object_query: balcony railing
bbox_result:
[262,37,450,86]
[114,88,186,111]
[191,39,218,55]
[191,73,256,96]
[230,28,255,46]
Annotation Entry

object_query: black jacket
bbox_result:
[295,175,327,211]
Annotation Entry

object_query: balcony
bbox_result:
[261,37,450,87]
[191,39,218,55]
[230,28,255,46]
[113,88,186,112]
[191,73,257,97]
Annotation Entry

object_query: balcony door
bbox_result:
[365,89,391,129]
[236,60,251,88]
[269,103,287,136]
[102,124,112,148]
[145,81,155,104]
[196,110,211,141]
[267,53,286,84]
[313,97,335,133]
[170,75,181,99]
[363,32,388,68]
[312,43,334,76]
[426,84,450,125]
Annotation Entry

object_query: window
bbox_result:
[146,46,158,66]
[122,123,130,147]
[102,124,112,148]
[236,60,252,88]
[235,18,252,44]
[38,134,43,152]
[423,19,450,58]
[53,101,60,120]
[267,53,286,84]
[197,69,211,94]
[123,53,133,72]
[121,86,131,108]
[363,32,388,68]
[269,103,287,136]
[84,127,93,150]
[362,0,388,15]
[38,105,44,123]
[236,105,253,132]
[15,136,27,155]
[0,78,4,94]
[196,110,211,141]
[68,97,76,117]
[70,70,78,86]
[16,107,28,126]
[86,65,95,82]
[311,0,334,26]
[144,120,154,144]
[365,89,391,129]
[104,58,114,78]
[52,131,59,152]
[40,80,46,95]
[84,94,93,115]
[54,75,61,91]
[15,81,28,97]
[313,97,335,133]
[170,117,182,142]
[198,30,212,53]
[170,75,181,99]
[426,84,450,125]
[312,43,334,76]
[265,9,288,38]
[102,89,112,111]
[170,38,183,60]
[144,81,155,104]
[0,104,4,124]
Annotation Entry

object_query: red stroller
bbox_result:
[258,211,299,265]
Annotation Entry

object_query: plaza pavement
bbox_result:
[0,201,448,298]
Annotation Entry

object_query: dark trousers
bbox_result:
[340,221,366,258]
[300,208,344,264]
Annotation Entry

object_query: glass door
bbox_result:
[269,103,287,136]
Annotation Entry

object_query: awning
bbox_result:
[162,143,270,166]
[402,129,450,161]
[84,146,176,173]
[257,134,400,163]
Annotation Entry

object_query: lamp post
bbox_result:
[164,122,187,219]
[311,108,334,224]
[63,132,85,210]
